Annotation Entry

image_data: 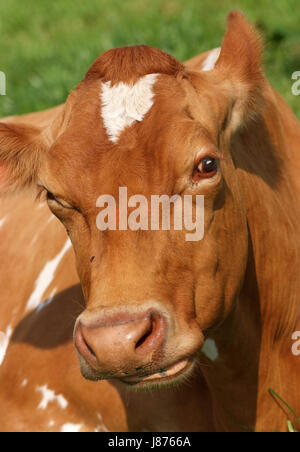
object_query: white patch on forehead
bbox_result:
[201,338,219,361]
[36,385,68,410]
[26,240,71,312]
[201,47,221,71]
[0,325,13,366]
[0,217,7,228]
[61,423,83,433]
[100,73,159,143]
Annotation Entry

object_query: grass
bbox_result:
[0,0,299,118]
[268,389,300,432]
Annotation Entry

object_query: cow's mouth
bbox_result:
[120,358,194,387]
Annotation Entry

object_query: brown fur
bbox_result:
[86,44,185,84]
[0,123,46,191]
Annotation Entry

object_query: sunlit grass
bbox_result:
[0,0,299,117]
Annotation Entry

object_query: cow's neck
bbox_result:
[203,85,300,431]
[236,85,300,351]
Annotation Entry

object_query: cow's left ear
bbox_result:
[0,122,49,193]
[213,10,265,131]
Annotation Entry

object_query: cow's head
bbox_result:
[0,12,265,388]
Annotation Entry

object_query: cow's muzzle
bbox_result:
[74,310,177,382]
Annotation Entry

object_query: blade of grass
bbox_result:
[268,388,300,427]
[287,420,296,432]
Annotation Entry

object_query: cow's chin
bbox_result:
[77,354,197,391]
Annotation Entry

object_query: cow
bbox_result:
[0,11,299,432]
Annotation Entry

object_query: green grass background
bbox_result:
[0,0,299,118]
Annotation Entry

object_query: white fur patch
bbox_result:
[201,338,219,361]
[21,379,28,388]
[26,240,71,312]
[61,423,82,433]
[35,288,57,313]
[30,233,39,247]
[46,215,55,225]
[36,385,68,410]
[0,325,13,366]
[100,74,159,143]
[201,48,221,72]
[94,413,109,432]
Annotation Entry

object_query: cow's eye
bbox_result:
[46,191,72,210]
[192,156,218,183]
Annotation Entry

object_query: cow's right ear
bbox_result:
[0,122,49,193]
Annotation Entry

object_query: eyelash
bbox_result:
[46,191,57,202]
[36,186,45,202]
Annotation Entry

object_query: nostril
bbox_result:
[135,313,166,355]
[135,322,153,351]
[75,323,97,361]
[85,341,96,358]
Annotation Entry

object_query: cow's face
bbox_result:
[0,12,264,388]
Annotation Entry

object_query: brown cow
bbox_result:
[0,11,299,432]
